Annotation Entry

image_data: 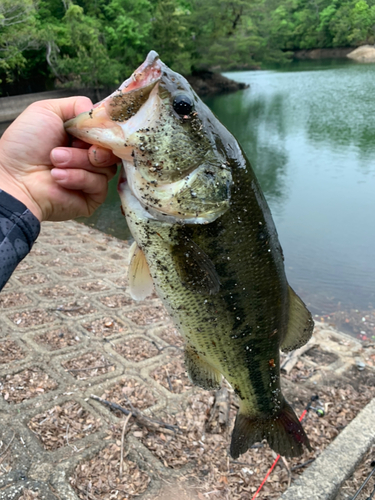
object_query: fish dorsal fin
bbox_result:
[185,344,222,390]
[128,241,154,301]
[171,238,220,295]
[281,287,314,352]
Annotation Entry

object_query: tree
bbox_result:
[0,0,39,84]
[52,3,122,95]
[149,0,191,73]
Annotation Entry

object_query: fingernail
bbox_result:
[51,149,70,164]
[51,169,67,180]
[91,147,111,164]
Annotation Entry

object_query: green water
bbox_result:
[80,60,375,315]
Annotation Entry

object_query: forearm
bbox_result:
[0,189,40,291]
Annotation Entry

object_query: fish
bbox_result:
[65,50,314,458]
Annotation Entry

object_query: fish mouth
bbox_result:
[114,50,162,94]
[64,51,163,158]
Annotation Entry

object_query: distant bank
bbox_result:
[294,47,353,59]
[294,45,375,62]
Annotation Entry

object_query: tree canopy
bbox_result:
[1,0,374,94]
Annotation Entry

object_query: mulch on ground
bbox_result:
[0,368,57,403]
[156,326,184,348]
[335,444,375,499]
[114,337,160,362]
[62,352,115,380]
[0,339,25,363]
[35,327,81,351]
[82,317,129,337]
[71,443,150,500]
[17,489,40,499]
[100,294,135,309]
[126,305,169,326]
[37,284,74,299]
[56,301,97,317]
[9,309,55,328]
[56,267,88,278]
[17,273,50,286]
[151,353,192,394]
[28,401,101,451]
[72,354,375,500]
[0,292,31,308]
[0,429,16,477]
[78,281,110,293]
[99,377,157,414]
[1,298,374,499]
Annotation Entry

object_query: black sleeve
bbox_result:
[0,190,40,291]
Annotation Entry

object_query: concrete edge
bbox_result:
[279,397,375,500]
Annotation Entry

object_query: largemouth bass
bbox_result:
[65,51,314,458]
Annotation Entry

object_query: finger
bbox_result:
[88,145,120,167]
[50,169,109,202]
[39,96,94,122]
[51,147,118,178]
[71,139,91,150]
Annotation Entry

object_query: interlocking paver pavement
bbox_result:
[0,220,196,499]
[0,220,374,500]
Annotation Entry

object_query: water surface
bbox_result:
[81,60,375,315]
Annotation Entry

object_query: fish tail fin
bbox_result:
[230,399,311,459]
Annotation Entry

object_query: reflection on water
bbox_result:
[77,169,132,241]
[205,92,288,208]
[219,62,375,314]
[80,60,375,315]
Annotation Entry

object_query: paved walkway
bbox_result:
[0,220,374,500]
[0,221,190,499]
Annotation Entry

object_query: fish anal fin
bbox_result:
[171,238,220,295]
[128,242,154,301]
[281,287,314,353]
[185,345,222,390]
[230,399,312,459]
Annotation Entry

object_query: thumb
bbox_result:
[37,96,94,122]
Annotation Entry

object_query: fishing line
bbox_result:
[250,395,322,500]
[351,460,375,500]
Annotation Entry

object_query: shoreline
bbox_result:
[293,47,353,60]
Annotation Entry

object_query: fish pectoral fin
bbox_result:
[128,241,154,301]
[171,238,220,295]
[281,286,314,353]
[230,399,312,459]
[185,345,222,390]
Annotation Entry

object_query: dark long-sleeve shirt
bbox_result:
[0,190,40,291]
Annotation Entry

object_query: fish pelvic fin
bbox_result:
[230,399,312,459]
[128,241,154,301]
[185,345,222,390]
[281,286,314,353]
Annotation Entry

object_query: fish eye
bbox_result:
[173,95,193,115]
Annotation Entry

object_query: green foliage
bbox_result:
[53,3,122,88]
[150,0,192,73]
[2,0,375,94]
[267,0,375,49]
[0,0,39,83]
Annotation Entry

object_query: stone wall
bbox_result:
[0,87,114,129]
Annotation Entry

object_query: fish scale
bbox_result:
[65,50,314,459]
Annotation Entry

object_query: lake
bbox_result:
[80,59,375,318]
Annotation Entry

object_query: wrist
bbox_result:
[0,166,43,221]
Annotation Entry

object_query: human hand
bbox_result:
[0,96,119,221]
